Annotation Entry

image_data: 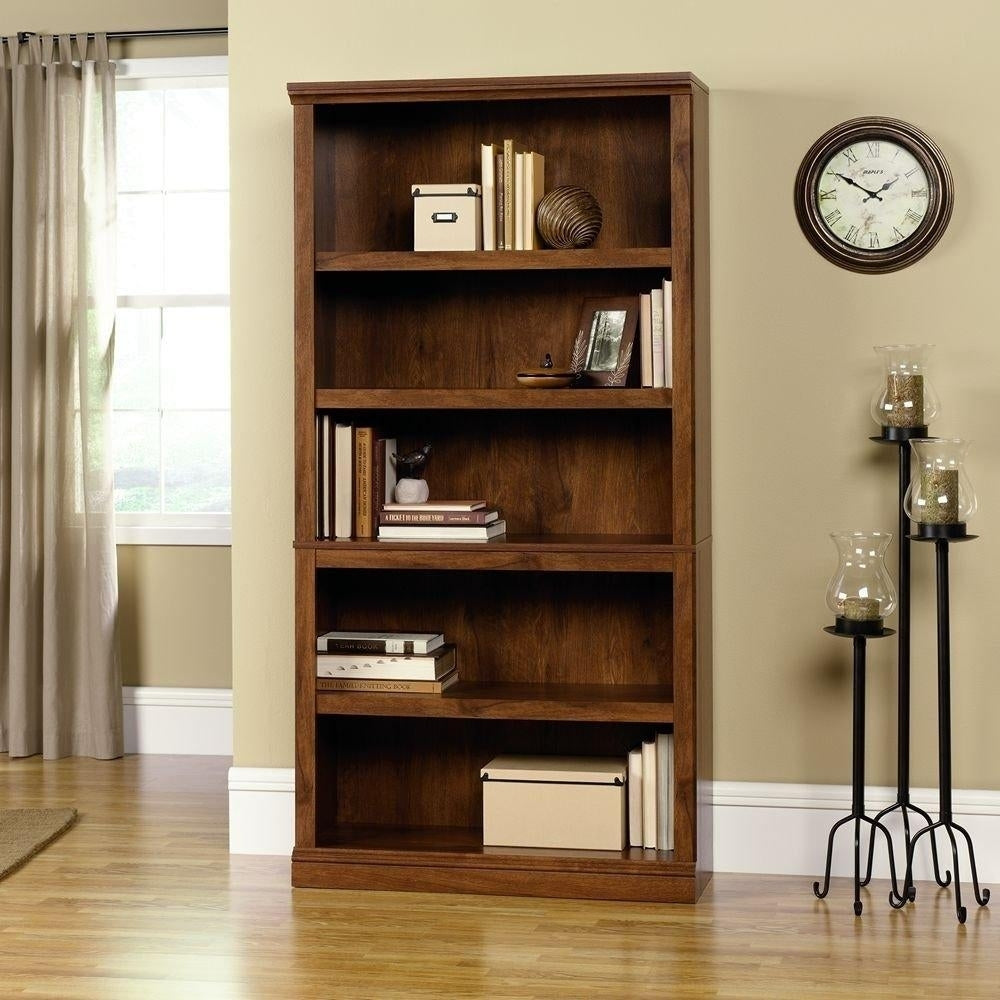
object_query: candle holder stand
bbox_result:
[862,428,950,893]
[889,527,991,923]
[814,620,903,916]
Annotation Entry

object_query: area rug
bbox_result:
[0,808,77,881]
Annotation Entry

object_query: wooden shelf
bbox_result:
[316,681,674,722]
[315,387,671,410]
[303,535,680,572]
[315,248,671,272]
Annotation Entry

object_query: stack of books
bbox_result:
[627,732,674,851]
[378,500,507,543]
[315,423,396,540]
[480,139,545,251]
[637,280,674,389]
[316,631,457,694]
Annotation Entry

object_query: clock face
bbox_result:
[815,140,929,251]
[793,118,953,274]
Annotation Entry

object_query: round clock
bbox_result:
[794,117,953,274]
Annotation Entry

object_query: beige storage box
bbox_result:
[411,184,482,251]
[480,754,627,851]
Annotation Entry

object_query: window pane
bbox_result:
[116,90,164,192]
[164,192,229,294]
[162,307,230,409]
[117,192,164,295]
[163,411,231,513]
[114,411,161,513]
[113,308,161,409]
[165,88,228,191]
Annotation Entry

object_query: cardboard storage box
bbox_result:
[480,755,627,851]
[411,184,482,250]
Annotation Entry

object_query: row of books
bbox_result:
[480,140,545,251]
[316,418,397,540]
[628,732,674,850]
[316,631,458,693]
[638,280,674,389]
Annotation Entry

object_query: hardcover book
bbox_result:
[384,500,486,512]
[379,508,500,526]
[641,738,657,850]
[354,426,374,538]
[316,644,456,681]
[378,520,506,541]
[334,423,353,538]
[317,671,458,694]
[317,630,445,655]
[481,142,498,251]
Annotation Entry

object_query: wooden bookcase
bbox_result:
[288,73,711,903]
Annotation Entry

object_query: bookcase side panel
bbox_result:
[692,87,712,544]
[671,550,696,864]
[295,547,318,848]
[696,536,714,892]
[294,104,317,543]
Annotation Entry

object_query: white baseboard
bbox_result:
[228,766,295,855]
[123,686,233,756]
[714,781,1000,883]
[222,772,1000,879]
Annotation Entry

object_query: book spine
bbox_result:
[496,152,505,251]
[315,413,321,539]
[481,143,496,251]
[321,414,331,539]
[639,292,653,388]
[317,676,455,694]
[334,423,353,538]
[655,732,672,852]
[502,139,515,251]
[663,277,673,390]
[514,151,525,251]
[628,746,643,849]
[641,739,657,850]
[320,638,420,654]
[650,288,665,389]
[354,427,373,538]
[379,510,497,525]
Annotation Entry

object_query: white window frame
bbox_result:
[114,56,231,547]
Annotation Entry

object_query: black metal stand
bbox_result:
[814,625,903,916]
[891,530,991,923]
[863,431,950,892]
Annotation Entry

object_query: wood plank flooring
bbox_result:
[0,754,997,998]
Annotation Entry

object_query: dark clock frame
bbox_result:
[794,117,954,274]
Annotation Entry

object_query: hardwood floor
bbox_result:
[0,754,996,999]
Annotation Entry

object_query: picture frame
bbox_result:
[570,297,639,387]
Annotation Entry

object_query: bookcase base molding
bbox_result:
[290,72,711,905]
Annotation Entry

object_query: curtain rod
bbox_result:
[3,27,227,45]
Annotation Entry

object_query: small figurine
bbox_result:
[391,444,432,503]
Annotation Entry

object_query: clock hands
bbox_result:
[834,172,883,201]
[864,176,900,202]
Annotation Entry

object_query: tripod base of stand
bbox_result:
[891,818,990,923]
[814,813,903,916]
[860,800,951,891]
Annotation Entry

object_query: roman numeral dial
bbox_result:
[813,137,930,251]
[796,117,954,273]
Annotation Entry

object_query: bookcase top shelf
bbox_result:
[315,249,672,272]
[288,71,708,105]
[315,388,672,411]
[316,681,674,723]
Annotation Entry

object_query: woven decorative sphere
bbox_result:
[536,186,603,249]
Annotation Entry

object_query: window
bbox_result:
[113,58,230,545]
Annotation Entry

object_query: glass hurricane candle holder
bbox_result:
[826,531,897,635]
[904,438,977,537]
[870,345,940,437]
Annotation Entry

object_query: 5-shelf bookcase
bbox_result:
[288,72,712,902]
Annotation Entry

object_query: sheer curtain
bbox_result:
[0,33,121,758]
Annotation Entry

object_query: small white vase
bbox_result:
[394,478,429,504]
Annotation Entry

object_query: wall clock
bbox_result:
[794,117,953,274]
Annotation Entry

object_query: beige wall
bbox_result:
[230,0,1000,786]
[3,1,232,692]
[118,547,232,689]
